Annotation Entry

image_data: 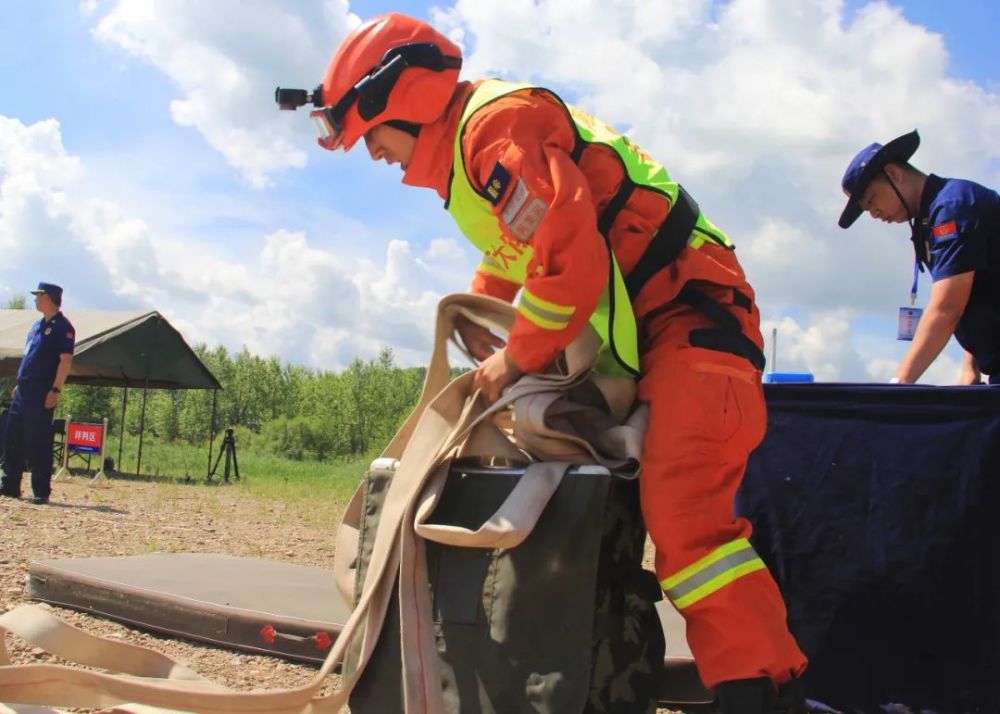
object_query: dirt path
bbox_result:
[0,476,687,713]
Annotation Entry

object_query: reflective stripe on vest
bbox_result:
[446,80,735,376]
[660,538,767,610]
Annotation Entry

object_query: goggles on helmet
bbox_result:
[278,42,461,151]
[310,107,346,151]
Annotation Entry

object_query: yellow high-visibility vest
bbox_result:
[446,80,733,375]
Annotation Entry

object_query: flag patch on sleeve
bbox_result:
[931,221,958,240]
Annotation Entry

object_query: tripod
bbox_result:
[208,428,240,483]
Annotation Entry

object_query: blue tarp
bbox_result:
[739,384,1000,712]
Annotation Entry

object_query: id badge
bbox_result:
[897,307,923,341]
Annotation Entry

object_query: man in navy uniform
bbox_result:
[0,283,75,504]
[839,130,1000,384]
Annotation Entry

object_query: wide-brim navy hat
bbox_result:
[838,129,920,228]
[30,281,63,305]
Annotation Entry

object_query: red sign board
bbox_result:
[67,422,104,455]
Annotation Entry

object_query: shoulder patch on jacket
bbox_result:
[501,177,531,225]
[508,196,548,243]
[932,220,958,240]
[498,177,548,243]
[481,161,511,205]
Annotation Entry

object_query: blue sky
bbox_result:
[843,0,998,85]
[1,1,998,382]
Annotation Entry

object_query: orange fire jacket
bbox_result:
[403,81,761,373]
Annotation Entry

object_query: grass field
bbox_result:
[63,433,369,509]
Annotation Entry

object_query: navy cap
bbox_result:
[839,130,920,228]
[30,282,63,305]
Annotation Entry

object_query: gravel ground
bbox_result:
[0,476,689,713]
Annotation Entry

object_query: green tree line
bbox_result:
[37,345,430,463]
[2,296,461,464]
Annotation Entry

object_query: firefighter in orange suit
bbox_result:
[277,14,808,712]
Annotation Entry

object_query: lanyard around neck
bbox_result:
[883,168,925,305]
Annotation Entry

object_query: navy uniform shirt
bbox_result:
[16,311,75,390]
[916,175,1000,375]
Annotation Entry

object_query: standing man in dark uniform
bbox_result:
[0,283,75,504]
[839,130,1000,384]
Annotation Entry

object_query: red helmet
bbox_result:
[310,14,462,152]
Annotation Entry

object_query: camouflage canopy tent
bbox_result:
[0,309,221,475]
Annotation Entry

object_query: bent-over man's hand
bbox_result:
[455,313,507,361]
[472,348,523,405]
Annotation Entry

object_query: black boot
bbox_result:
[716,677,807,714]
[775,677,808,714]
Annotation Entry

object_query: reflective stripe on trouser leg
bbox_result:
[661,538,767,610]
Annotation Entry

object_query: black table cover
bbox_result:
[740,384,1000,712]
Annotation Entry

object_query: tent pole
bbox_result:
[136,379,149,476]
[118,386,128,471]
[207,389,218,479]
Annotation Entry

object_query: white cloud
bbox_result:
[0,114,476,370]
[864,344,962,385]
[0,117,120,307]
[90,0,360,188]
[762,311,867,382]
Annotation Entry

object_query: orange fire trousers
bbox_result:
[638,341,808,689]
